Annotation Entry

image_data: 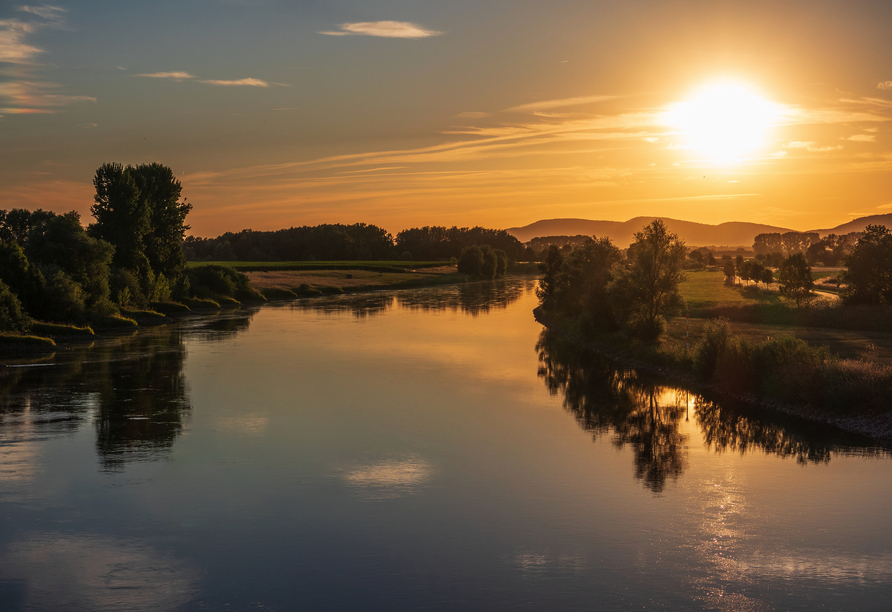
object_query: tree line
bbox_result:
[184,224,528,263]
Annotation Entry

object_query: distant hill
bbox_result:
[506,217,795,248]
[809,213,892,236]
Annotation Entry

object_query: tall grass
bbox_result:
[692,318,892,415]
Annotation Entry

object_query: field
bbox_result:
[672,269,890,362]
[245,267,462,293]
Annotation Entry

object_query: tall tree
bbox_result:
[610,219,687,340]
[90,163,149,271]
[131,163,192,280]
[778,253,814,307]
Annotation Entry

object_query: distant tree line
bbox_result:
[184,224,528,263]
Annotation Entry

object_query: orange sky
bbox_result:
[2,1,891,236]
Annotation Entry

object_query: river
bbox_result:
[1,278,890,611]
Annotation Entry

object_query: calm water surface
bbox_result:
[1,279,891,611]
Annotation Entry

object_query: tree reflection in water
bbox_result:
[285,278,534,318]
[536,329,688,493]
[0,313,257,472]
[536,329,888,493]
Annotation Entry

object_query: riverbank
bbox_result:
[533,306,892,443]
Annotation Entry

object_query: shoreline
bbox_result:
[533,306,892,444]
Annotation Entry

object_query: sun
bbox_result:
[664,81,780,161]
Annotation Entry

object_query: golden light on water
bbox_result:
[664,81,784,162]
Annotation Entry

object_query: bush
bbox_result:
[0,280,28,332]
[457,245,484,276]
[692,318,731,379]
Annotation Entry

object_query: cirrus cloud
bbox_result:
[319,21,442,38]
[878,81,892,91]
[134,71,195,80]
[200,78,269,87]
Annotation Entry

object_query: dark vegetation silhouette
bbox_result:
[184,224,527,263]
[537,219,687,342]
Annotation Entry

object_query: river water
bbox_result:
[1,278,890,611]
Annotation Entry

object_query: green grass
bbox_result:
[149,301,191,315]
[119,308,167,321]
[262,287,298,300]
[181,297,220,310]
[29,321,95,337]
[0,333,56,348]
[189,260,448,272]
[216,296,241,307]
[89,315,139,330]
[679,270,781,310]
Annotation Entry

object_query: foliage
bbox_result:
[610,219,687,341]
[0,280,28,332]
[840,224,892,305]
[29,322,95,337]
[26,212,114,308]
[186,223,396,262]
[536,245,563,306]
[90,162,191,290]
[778,253,814,307]
[752,231,821,257]
[186,264,265,302]
[548,237,624,331]
[395,225,525,261]
[692,318,732,379]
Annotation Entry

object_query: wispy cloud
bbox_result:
[0,19,41,63]
[134,72,270,87]
[456,111,491,119]
[784,141,844,152]
[844,134,877,142]
[878,81,892,91]
[19,5,67,24]
[135,71,195,80]
[507,95,615,113]
[319,21,442,38]
[200,78,269,87]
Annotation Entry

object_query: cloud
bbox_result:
[876,203,892,209]
[134,73,270,87]
[19,5,67,25]
[135,71,195,80]
[844,134,877,142]
[0,80,95,114]
[879,81,892,91]
[0,19,42,63]
[784,141,844,152]
[455,111,491,118]
[199,78,269,87]
[506,95,615,113]
[319,21,442,38]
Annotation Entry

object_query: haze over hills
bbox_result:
[507,214,891,247]
[506,217,795,247]
[808,213,892,236]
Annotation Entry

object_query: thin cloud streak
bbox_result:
[506,95,616,113]
[135,71,196,80]
[199,78,269,87]
[319,21,442,38]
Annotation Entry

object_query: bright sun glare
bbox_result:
[665,81,781,161]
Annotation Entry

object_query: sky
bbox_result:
[1,0,891,237]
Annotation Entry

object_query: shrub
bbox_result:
[0,280,28,332]
[692,318,731,379]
